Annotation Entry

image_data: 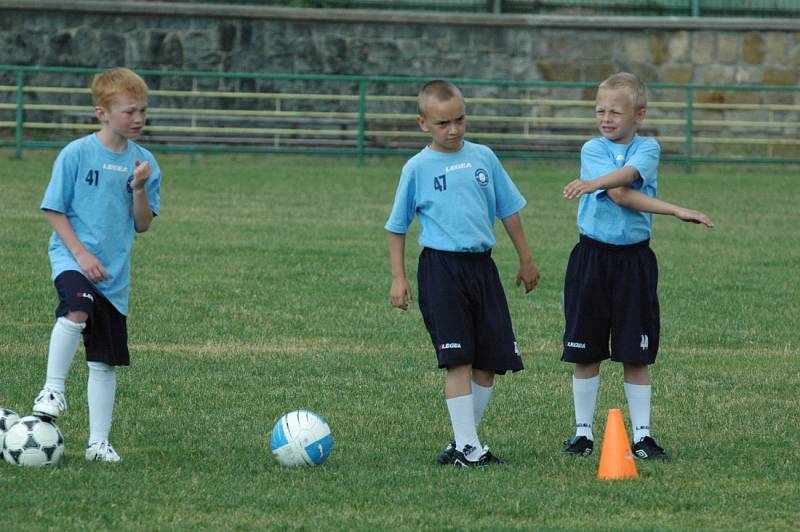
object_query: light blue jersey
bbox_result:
[577,135,659,245]
[385,141,526,252]
[41,133,161,315]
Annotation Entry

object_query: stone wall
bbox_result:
[1,0,799,89]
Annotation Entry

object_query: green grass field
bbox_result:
[1,151,797,530]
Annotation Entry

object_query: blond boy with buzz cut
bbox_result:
[386,80,540,467]
[560,72,713,460]
[33,67,161,462]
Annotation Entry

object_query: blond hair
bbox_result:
[599,72,647,110]
[92,67,148,109]
[417,80,464,117]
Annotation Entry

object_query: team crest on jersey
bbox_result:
[475,169,489,187]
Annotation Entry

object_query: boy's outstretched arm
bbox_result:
[501,213,540,293]
[607,187,715,228]
[388,231,413,310]
[563,166,641,200]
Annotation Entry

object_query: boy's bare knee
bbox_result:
[445,364,472,398]
[472,368,494,387]
[574,362,601,378]
[623,363,650,384]
[64,311,88,324]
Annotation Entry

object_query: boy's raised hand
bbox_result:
[674,207,715,228]
[563,178,597,200]
[131,160,151,190]
[389,277,413,310]
[516,261,540,294]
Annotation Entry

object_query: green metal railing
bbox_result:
[2,65,799,169]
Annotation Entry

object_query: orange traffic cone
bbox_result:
[597,408,638,480]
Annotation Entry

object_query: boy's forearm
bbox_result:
[45,210,87,258]
[501,213,534,265]
[387,232,407,279]
[607,187,677,215]
[592,166,640,191]
[132,188,153,232]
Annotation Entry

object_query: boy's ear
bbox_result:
[94,106,107,124]
[635,107,647,124]
[416,115,429,132]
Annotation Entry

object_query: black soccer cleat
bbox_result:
[436,441,456,465]
[450,444,507,468]
[561,435,594,456]
[632,436,671,461]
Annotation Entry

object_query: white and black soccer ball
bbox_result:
[270,409,333,467]
[2,415,64,467]
[0,408,20,437]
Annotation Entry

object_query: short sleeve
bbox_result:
[490,151,526,219]
[145,155,162,216]
[384,165,417,234]
[41,144,78,213]
[625,139,660,185]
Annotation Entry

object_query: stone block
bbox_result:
[696,90,725,104]
[622,35,650,64]
[716,33,739,64]
[691,32,715,65]
[537,61,580,82]
[668,31,690,62]
[696,65,736,84]
[726,90,760,105]
[763,67,797,86]
[735,66,763,84]
[662,65,693,84]
[650,33,669,65]
[742,32,765,65]
[765,32,790,65]
[582,63,615,83]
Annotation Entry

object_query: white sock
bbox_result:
[625,382,652,443]
[572,375,600,440]
[87,361,117,444]
[446,394,482,460]
[43,317,85,393]
[471,380,494,430]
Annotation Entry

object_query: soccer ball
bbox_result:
[2,415,65,467]
[0,408,20,436]
[270,409,333,467]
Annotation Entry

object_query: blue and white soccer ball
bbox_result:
[2,415,64,467]
[270,409,333,467]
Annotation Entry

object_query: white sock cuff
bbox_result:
[573,374,600,391]
[624,382,651,397]
[88,361,116,379]
[471,380,493,394]
[56,316,86,333]
[446,394,473,411]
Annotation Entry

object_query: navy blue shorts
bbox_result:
[562,235,660,365]
[417,248,523,374]
[54,270,130,366]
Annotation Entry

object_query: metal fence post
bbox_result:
[684,86,694,173]
[493,0,502,14]
[15,69,24,159]
[357,78,366,166]
[691,0,700,17]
